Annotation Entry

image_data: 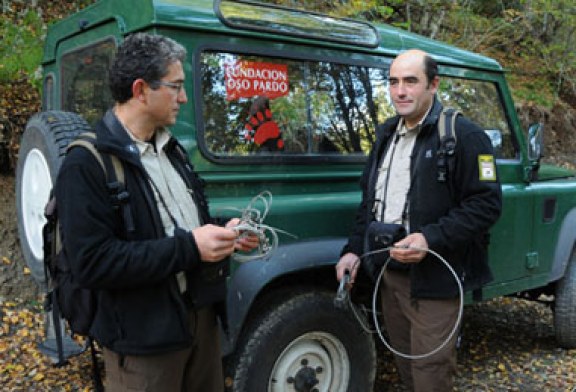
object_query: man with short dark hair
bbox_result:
[336,49,502,391]
[56,33,257,391]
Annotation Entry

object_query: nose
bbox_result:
[178,87,188,103]
[395,81,408,95]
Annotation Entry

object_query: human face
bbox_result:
[388,51,438,129]
[147,61,187,127]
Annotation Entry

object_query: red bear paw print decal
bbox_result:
[245,108,284,151]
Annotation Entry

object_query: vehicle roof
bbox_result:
[44,0,502,72]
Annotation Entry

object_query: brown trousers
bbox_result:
[103,306,224,392]
[381,269,460,392]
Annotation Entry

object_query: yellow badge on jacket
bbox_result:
[478,155,496,181]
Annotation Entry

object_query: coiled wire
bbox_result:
[345,246,464,360]
[227,191,296,263]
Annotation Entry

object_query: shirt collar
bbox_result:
[396,102,434,136]
[125,127,171,156]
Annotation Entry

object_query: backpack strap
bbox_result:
[67,132,124,184]
[102,152,134,234]
[436,108,460,183]
[67,132,134,233]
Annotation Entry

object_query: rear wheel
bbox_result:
[227,290,376,392]
[16,111,89,283]
[555,246,576,348]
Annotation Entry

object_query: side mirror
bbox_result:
[527,123,544,162]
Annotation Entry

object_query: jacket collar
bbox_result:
[421,97,444,130]
[94,109,150,166]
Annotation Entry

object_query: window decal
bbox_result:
[244,97,284,151]
[225,61,289,101]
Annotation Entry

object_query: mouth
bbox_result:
[394,101,413,110]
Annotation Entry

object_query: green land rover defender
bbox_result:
[15,0,576,390]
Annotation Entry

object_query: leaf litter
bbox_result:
[1,296,575,390]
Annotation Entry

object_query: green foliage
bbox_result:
[1,0,573,109]
[0,9,45,85]
[507,74,555,107]
[267,0,575,108]
[429,0,575,107]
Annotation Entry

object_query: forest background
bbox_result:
[0,0,575,173]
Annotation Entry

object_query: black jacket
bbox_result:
[342,99,502,298]
[56,110,227,355]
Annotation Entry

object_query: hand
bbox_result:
[225,218,261,252]
[335,252,360,287]
[389,232,428,263]
[192,224,238,262]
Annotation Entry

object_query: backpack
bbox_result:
[39,131,126,391]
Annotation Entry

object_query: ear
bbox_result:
[428,76,440,93]
[132,79,147,102]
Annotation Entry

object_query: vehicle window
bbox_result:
[217,0,379,48]
[439,78,514,159]
[198,51,514,160]
[61,38,116,124]
[200,51,391,158]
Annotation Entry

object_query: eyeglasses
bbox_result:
[152,80,185,93]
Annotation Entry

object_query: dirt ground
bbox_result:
[0,174,39,303]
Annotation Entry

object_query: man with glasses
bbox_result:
[56,33,257,391]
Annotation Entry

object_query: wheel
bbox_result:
[16,111,90,284]
[555,246,576,348]
[227,290,376,392]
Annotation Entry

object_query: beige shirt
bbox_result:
[375,122,417,224]
[375,107,432,226]
[128,127,201,292]
[130,129,201,235]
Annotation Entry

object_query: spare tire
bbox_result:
[16,111,90,284]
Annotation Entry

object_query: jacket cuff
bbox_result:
[174,227,202,269]
[419,227,442,252]
[341,237,363,258]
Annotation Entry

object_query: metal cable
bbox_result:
[226,191,296,263]
[337,247,464,360]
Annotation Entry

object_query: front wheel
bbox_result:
[555,246,576,348]
[227,290,376,392]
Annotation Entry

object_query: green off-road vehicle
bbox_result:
[15,0,576,390]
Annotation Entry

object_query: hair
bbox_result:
[423,54,438,87]
[109,33,187,103]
